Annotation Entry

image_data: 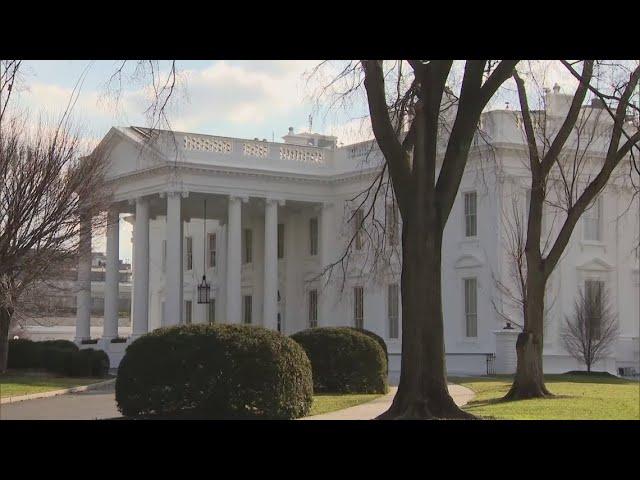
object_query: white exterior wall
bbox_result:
[83,102,639,375]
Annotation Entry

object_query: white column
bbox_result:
[75,214,92,342]
[132,197,150,338]
[226,196,242,323]
[165,192,183,326]
[319,202,335,327]
[263,199,278,330]
[102,208,120,340]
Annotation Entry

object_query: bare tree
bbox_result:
[561,285,618,373]
[0,111,112,372]
[505,60,640,399]
[313,60,518,419]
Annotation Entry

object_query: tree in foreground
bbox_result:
[316,60,518,418]
[561,284,618,374]
[0,100,111,373]
[504,60,639,399]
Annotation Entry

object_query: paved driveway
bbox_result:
[1,382,120,420]
[1,382,475,420]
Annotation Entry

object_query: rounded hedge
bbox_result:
[70,348,110,377]
[116,324,314,419]
[290,327,388,394]
[348,327,388,365]
[7,338,108,377]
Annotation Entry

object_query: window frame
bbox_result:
[353,286,364,329]
[185,299,193,325]
[308,289,318,328]
[464,191,477,238]
[243,228,253,264]
[583,196,602,242]
[353,209,364,250]
[463,277,478,338]
[243,294,252,324]
[309,217,318,256]
[208,233,217,268]
[185,236,193,271]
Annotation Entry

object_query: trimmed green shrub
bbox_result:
[7,339,44,369]
[116,324,313,419]
[40,340,79,352]
[348,327,388,365]
[7,338,107,377]
[291,327,388,394]
[88,349,110,377]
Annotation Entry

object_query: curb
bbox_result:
[1,378,116,405]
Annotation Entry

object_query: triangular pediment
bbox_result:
[576,256,614,272]
[454,253,484,269]
[94,127,168,180]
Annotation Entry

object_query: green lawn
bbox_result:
[309,393,383,416]
[0,372,106,398]
[451,374,640,420]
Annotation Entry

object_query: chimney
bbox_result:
[591,98,606,109]
[288,127,294,135]
[553,83,561,94]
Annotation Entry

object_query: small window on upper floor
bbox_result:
[583,196,602,242]
[464,191,477,238]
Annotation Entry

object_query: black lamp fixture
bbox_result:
[197,198,211,304]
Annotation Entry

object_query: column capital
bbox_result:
[229,194,249,204]
[265,197,286,207]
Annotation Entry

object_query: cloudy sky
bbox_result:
[10,60,585,262]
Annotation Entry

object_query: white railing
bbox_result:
[182,133,327,166]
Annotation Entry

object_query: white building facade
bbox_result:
[77,89,640,377]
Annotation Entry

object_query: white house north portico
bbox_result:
[78,95,640,377]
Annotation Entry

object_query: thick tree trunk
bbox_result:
[504,271,552,400]
[0,306,12,374]
[378,220,474,419]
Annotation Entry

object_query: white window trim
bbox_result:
[208,233,217,269]
[463,191,478,239]
[463,277,478,338]
[353,286,364,328]
[582,196,603,243]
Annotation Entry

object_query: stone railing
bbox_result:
[181,133,328,166]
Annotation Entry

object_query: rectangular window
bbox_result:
[464,191,477,238]
[309,217,318,256]
[387,204,399,246]
[208,233,217,268]
[584,197,602,241]
[243,229,253,264]
[278,223,285,259]
[185,300,192,325]
[208,298,216,325]
[162,240,167,272]
[243,295,252,324]
[353,286,364,329]
[464,278,478,337]
[585,280,604,339]
[308,289,318,328]
[354,209,364,250]
[388,283,399,339]
[185,236,193,271]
